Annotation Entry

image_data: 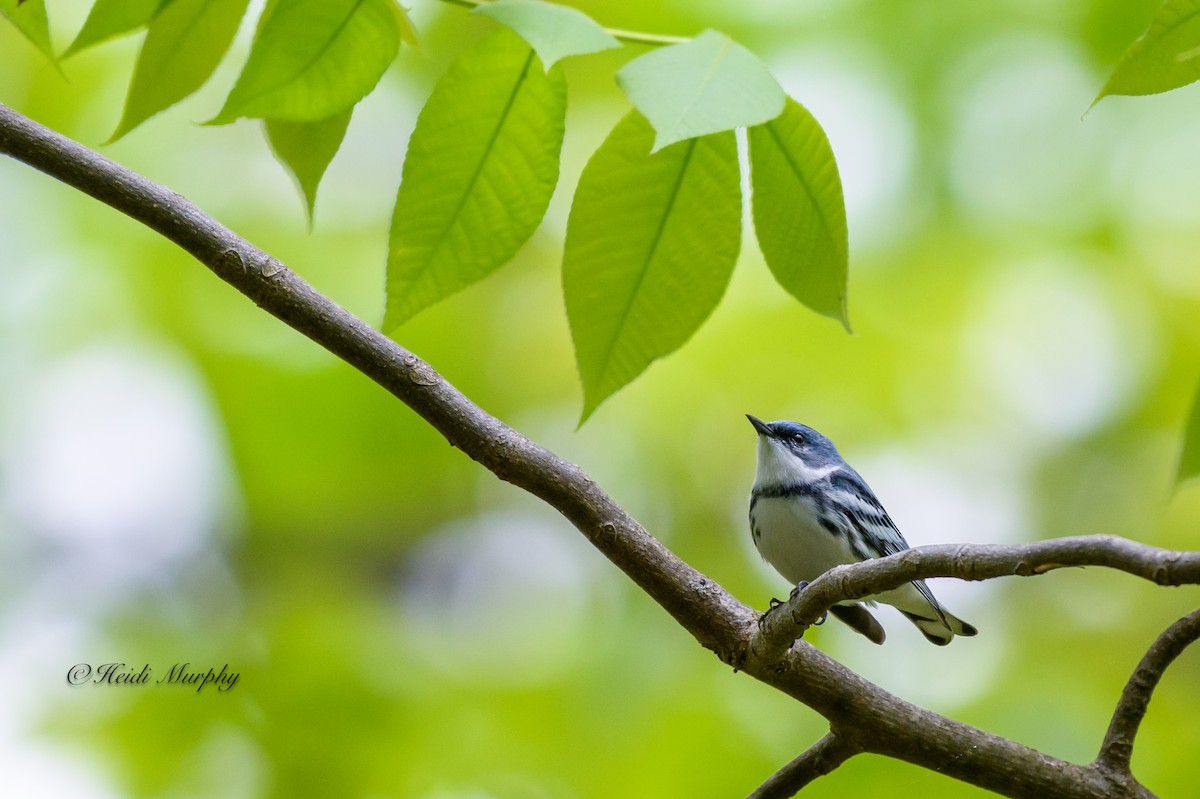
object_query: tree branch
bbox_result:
[0,101,748,661]
[0,102,1183,799]
[753,536,1200,658]
[746,731,860,799]
[1097,608,1200,775]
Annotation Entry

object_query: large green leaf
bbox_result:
[1096,0,1200,101]
[108,0,249,141]
[0,0,56,62]
[563,112,741,422]
[748,97,850,330]
[473,0,620,68]
[1178,377,1200,485]
[384,29,566,330]
[615,29,784,152]
[63,0,166,59]
[265,109,353,225]
[210,0,400,124]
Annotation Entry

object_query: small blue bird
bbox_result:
[746,414,976,645]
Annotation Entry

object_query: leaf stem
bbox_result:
[436,0,688,46]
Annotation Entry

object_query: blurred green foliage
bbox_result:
[2,1,1200,797]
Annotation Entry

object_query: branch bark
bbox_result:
[754,536,1200,659]
[746,731,861,799]
[0,101,1190,799]
[1097,608,1200,775]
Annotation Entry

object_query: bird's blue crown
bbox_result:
[752,417,844,466]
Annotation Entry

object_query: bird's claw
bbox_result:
[791,581,828,625]
[758,596,783,630]
[759,581,821,630]
[757,594,795,630]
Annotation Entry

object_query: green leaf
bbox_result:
[563,112,741,422]
[108,0,250,141]
[1177,377,1200,485]
[615,29,784,152]
[390,0,418,48]
[384,29,566,330]
[265,109,353,226]
[748,97,850,330]
[1096,0,1200,101]
[473,0,620,68]
[1,0,57,63]
[63,0,166,59]
[211,0,400,124]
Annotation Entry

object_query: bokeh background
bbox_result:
[3,0,1200,796]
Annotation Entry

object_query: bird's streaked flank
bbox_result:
[746,414,976,645]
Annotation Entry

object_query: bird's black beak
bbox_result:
[746,414,773,437]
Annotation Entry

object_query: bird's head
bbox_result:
[746,414,844,487]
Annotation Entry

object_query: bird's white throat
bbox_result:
[753,437,839,489]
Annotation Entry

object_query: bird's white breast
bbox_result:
[749,494,859,586]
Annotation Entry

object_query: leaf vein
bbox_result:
[236,0,371,109]
[664,37,731,143]
[764,119,837,252]
[418,48,538,282]
[594,138,698,387]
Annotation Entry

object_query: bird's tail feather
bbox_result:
[829,604,886,645]
[900,608,978,646]
[882,580,977,645]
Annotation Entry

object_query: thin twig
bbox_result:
[1097,608,1200,774]
[438,0,689,46]
[753,536,1200,657]
[746,732,861,799]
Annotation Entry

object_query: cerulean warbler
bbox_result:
[747,414,976,646]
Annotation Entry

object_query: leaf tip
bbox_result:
[202,110,237,127]
[391,0,419,48]
[576,395,602,428]
[1174,456,1199,490]
[647,131,680,154]
[104,118,134,145]
[1173,377,1200,489]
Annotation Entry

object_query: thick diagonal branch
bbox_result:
[0,102,749,661]
[1097,608,1200,774]
[746,731,860,799]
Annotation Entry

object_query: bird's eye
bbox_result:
[791,432,806,444]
